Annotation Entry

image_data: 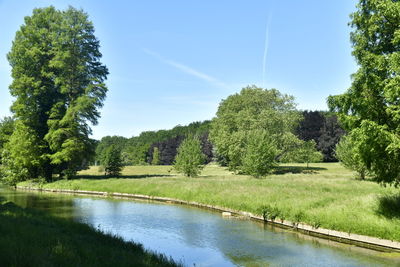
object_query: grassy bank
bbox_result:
[0,199,180,266]
[19,163,400,242]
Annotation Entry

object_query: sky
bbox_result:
[0,0,358,139]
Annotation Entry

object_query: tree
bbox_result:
[328,0,400,185]
[296,111,325,142]
[284,140,323,168]
[0,117,15,164]
[102,145,123,177]
[4,6,108,182]
[1,121,42,185]
[151,147,160,165]
[95,136,128,165]
[296,111,345,162]
[174,137,205,177]
[335,134,368,180]
[210,86,302,174]
[241,130,278,177]
[317,115,345,162]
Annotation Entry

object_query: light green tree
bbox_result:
[1,121,42,185]
[174,137,205,177]
[335,134,368,180]
[151,147,161,165]
[4,6,108,182]
[0,116,14,164]
[328,0,400,185]
[210,86,302,176]
[241,130,278,177]
[283,140,323,168]
[102,145,124,177]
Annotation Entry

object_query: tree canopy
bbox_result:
[328,0,400,185]
[210,86,303,175]
[2,6,108,182]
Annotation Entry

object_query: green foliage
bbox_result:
[0,116,14,164]
[174,137,205,177]
[335,134,368,179]
[283,140,322,168]
[1,121,43,185]
[96,121,212,166]
[96,136,128,165]
[259,204,281,221]
[328,0,400,185]
[210,86,303,176]
[151,147,160,165]
[102,145,124,177]
[241,130,277,177]
[4,6,108,182]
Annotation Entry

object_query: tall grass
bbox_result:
[20,163,400,242]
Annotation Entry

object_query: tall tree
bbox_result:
[210,86,302,174]
[328,0,400,185]
[4,6,108,182]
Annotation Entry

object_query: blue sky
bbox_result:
[0,0,357,139]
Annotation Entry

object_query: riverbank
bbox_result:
[18,163,400,243]
[0,198,180,266]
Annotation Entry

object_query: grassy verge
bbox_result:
[19,163,400,242]
[0,199,180,266]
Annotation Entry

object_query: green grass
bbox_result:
[19,163,400,242]
[0,199,180,266]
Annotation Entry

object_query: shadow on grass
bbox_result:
[272,166,327,175]
[376,194,400,219]
[73,174,174,180]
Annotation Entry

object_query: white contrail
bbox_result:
[142,48,229,89]
[262,14,272,88]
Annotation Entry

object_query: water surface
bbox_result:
[1,186,399,266]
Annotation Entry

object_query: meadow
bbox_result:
[20,163,400,242]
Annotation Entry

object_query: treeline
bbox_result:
[95,121,213,166]
[93,110,344,166]
[296,111,345,162]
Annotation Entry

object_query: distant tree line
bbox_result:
[95,121,213,166]
[91,110,344,168]
[296,111,345,162]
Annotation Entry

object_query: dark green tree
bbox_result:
[174,137,205,177]
[3,6,108,182]
[328,0,400,185]
[102,145,123,177]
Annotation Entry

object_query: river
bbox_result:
[1,186,399,266]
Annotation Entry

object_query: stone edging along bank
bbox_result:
[16,186,400,253]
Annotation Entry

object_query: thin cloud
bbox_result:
[262,14,272,88]
[143,48,229,89]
